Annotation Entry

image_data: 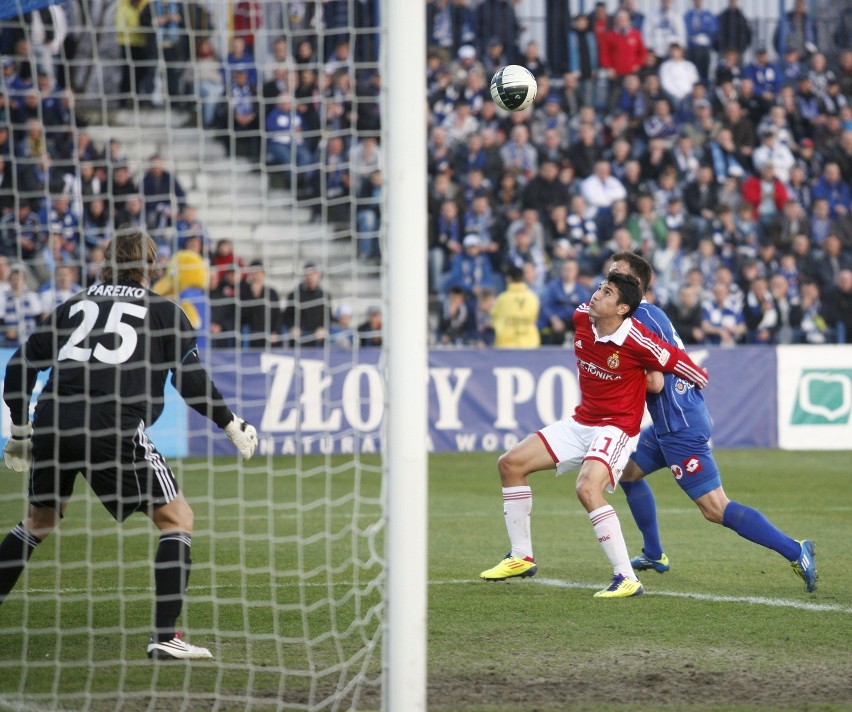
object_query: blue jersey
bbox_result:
[633,301,707,436]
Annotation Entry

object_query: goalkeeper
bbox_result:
[0,228,258,660]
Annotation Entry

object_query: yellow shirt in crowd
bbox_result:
[491,281,541,348]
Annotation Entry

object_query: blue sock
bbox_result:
[722,501,801,561]
[621,479,664,560]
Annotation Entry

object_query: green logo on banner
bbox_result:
[791,370,852,425]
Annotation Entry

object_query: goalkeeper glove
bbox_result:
[224,416,258,460]
[4,422,33,472]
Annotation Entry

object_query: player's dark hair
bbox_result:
[605,271,642,317]
[611,251,653,293]
[100,228,158,285]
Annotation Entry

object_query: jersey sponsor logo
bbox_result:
[575,357,621,381]
[86,284,146,299]
[607,352,620,369]
[791,369,852,425]
[670,464,683,479]
[683,456,702,474]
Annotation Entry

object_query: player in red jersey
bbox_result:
[480,272,708,597]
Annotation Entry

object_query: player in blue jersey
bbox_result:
[608,252,818,592]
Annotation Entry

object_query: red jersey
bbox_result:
[572,304,708,436]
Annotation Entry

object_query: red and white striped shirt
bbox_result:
[571,304,708,436]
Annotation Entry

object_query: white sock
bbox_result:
[502,486,533,560]
[588,505,635,579]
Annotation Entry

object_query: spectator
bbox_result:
[1,264,41,346]
[813,233,852,289]
[490,265,540,348]
[684,0,718,82]
[665,283,705,343]
[114,0,155,105]
[743,275,778,343]
[437,285,471,346]
[537,258,591,346]
[476,0,521,62]
[330,304,356,349]
[741,161,788,227]
[773,0,817,58]
[358,305,383,347]
[566,13,601,109]
[319,135,350,223]
[239,260,282,348]
[225,36,257,87]
[600,10,648,104]
[628,190,667,252]
[192,37,225,128]
[580,159,627,215]
[798,279,832,343]
[282,262,333,347]
[504,226,547,291]
[742,43,782,102]
[264,92,311,188]
[822,269,852,343]
[38,263,80,315]
[752,126,795,185]
[150,1,186,107]
[445,232,496,324]
[645,0,687,61]
[356,169,383,263]
[141,153,186,237]
[500,124,538,186]
[812,162,851,218]
[0,200,43,277]
[227,67,260,159]
[209,264,240,349]
[659,41,700,112]
[174,204,210,252]
[715,0,751,55]
[701,280,746,345]
[768,273,800,344]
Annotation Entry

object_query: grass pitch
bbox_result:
[0,449,850,711]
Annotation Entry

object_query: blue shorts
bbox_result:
[630,415,722,500]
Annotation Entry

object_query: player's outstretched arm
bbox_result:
[629,321,709,388]
[172,347,258,460]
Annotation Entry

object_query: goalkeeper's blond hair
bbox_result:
[100,228,159,285]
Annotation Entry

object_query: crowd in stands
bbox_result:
[0,0,385,349]
[427,0,852,348]
[0,0,850,350]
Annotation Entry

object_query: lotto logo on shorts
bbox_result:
[683,456,702,474]
[670,464,683,480]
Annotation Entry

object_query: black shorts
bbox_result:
[29,401,179,522]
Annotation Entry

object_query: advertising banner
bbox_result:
[195,346,777,456]
[777,345,852,450]
[0,345,781,457]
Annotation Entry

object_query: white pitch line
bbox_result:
[16,579,852,615]
[530,576,852,614]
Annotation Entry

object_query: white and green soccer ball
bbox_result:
[489,65,538,112]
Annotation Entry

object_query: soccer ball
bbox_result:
[489,65,538,112]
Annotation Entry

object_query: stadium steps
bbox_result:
[94,106,380,319]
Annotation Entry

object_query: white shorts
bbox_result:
[536,419,639,493]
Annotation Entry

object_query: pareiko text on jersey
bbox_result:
[86,284,147,299]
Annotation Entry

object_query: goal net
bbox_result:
[0,1,426,710]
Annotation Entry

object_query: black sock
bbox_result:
[154,533,192,643]
[0,523,42,603]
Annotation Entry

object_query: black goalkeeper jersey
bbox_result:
[3,280,233,430]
